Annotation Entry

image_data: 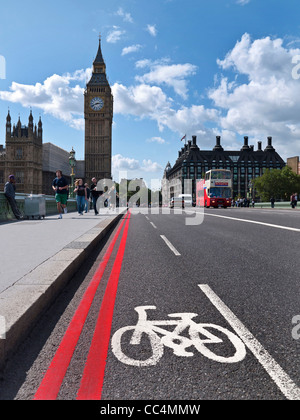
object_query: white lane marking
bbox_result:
[160,235,181,256]
[150,222,157,229]
[0,316,6,339]
[204,212,300,232]
[145,216,150,220]
[199,284,300,401]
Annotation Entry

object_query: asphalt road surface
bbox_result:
[1,207,300,401]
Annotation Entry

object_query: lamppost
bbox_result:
[69,147,76,198]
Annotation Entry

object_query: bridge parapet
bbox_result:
[0,192,77,221]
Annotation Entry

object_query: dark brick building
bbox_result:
[163,135,285,201]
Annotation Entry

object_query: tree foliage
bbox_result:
[253,166,300,201]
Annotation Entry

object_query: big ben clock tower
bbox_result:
[84,38,113,181]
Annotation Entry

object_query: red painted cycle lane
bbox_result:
[76,211,131,400]
[34,211,130,400]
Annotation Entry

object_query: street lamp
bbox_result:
[69,147,76,198]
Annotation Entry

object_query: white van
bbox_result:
[178,194,193,206]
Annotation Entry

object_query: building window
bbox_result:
[16,148,23,160]
[15,171,24,184]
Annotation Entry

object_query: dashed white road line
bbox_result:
[150,222,157,229]
[160,235,181,256]
[204,212,300,232]
[199,284,300,401]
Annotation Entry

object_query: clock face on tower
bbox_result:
[90,97,104,111]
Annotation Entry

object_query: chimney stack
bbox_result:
[213,135,224,151]
[241,136,250,150]
[264,136,275,151]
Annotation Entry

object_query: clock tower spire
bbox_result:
[84,38,113,182]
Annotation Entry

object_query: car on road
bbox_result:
[178,194,193,207]
[169,197,185,208]
[170,194,193,208]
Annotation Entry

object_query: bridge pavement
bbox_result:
[0,208,126,371]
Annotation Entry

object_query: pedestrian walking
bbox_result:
[4,175,23,220]
[108,185,117,211]
[90,177,103,215]
[251,199,255,208]
[74,179,87,215]
[270,197,275,208]
[84,183,90,213]
[52,170,69,219]
[290,194,296,209]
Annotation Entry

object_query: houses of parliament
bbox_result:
[0,39,113,194]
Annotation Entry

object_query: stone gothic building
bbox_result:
[0,110,43,194]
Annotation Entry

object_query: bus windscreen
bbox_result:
[209,187,231,198]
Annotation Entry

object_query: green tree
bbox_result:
[253,166,300,201]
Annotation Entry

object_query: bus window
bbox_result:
[211,170,231,180]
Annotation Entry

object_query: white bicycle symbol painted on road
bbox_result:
[111,306,247,367]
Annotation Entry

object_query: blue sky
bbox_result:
[1,0,300,185]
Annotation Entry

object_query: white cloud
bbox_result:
[146,136,166,144]
[0,69,91,130]
[122,44,143,56]
[142,159,163,172]
[236,0,250,5]
[115,7,133,23]
[136,62,197,99]
[112,82,172,124]
[209,33,300,158]
[146,24,157,37]
[135,57,170,69]
[111,81,219,136]
[106,26,126,43]
[112,154,140,171]
[112,154,163,182]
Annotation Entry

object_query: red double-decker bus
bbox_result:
[196,169,232,208]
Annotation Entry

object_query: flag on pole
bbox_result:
[181,134,186,142]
